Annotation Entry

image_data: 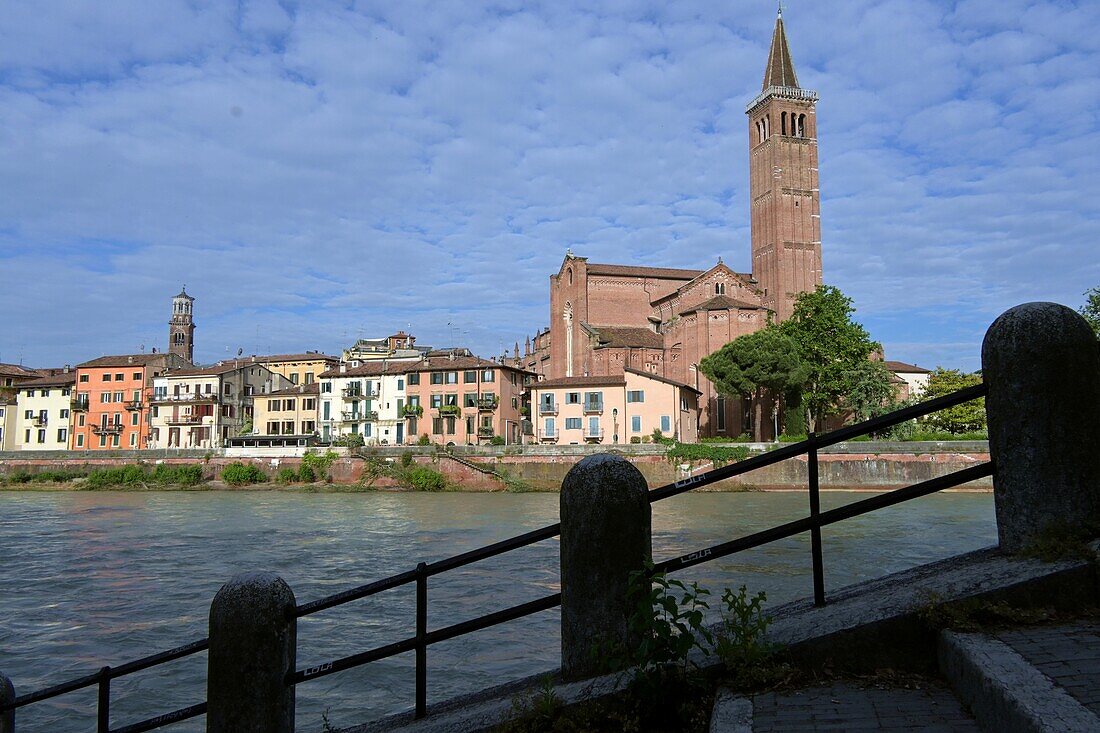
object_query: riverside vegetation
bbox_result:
[500,563,787,732]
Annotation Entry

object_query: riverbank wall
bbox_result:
[0,442,991,491]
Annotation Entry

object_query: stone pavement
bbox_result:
[714,680,980,733]
[995,620,1100,717]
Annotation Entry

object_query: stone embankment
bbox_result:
[0,442,991,491]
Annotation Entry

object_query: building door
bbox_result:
[396,423,404,444]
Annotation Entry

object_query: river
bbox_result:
[0,489,995,732]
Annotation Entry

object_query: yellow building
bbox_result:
[230,353,338,387]
[252,383,319,437]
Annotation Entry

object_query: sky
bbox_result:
[1,0,1097,373]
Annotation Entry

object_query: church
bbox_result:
[518,11,822,438]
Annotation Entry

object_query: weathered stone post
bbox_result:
[1,671,14,733]
[207,572,296,733]
[982,302,1100,552]
[560,454,651,680]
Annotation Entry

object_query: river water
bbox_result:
[0,489,995,732]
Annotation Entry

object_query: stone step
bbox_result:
[938,622,1100,732]
[709,680,980,732]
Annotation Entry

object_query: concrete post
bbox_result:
[1,671,14,733]
[559,454,651,680]
[207,572,296,733]
[981,302,1100,552]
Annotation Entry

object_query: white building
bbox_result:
[318,360,417,445]
[885,361,932,401]
[148,362,291,449]
[15,372,76,450]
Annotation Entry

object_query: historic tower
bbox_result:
[168,286,195,362]
[747,9,823,322]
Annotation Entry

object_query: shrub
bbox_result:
[297,464,316,483]
[417,433,431,446]
[664,443,749,468]
[277,468,297,484]
[630,436,641,444]
[400,465,447,492]
[301,450,338,480]
[221,462,267,486]
[490,435,506,446]
[400,452,414,468]
[716,585,787,689]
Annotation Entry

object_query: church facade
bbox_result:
[518,11,822,439]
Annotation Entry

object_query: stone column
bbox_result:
[207,572,296,733]
[560,454,651,680]
[1,671,14,733]
[982,302,1100,552]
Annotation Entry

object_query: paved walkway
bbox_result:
[729,680,980,732]
[995,619,1100,718]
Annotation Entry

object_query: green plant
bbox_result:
[439,403,461,417]
[403,403,424,418]
[630,436,641,444]
[277,467,297,484]
[297,464,316,483]
[301,449,339,481]
[651,429,674,445]
[716,585,788,689]
[417,433,431,446]
[400,451,414,468]
[336,432,365,448]
[221,462,267,486]
[501,676,563,732]
[664,442,749,468]
[399,464,447,492]
[490,435,506,446]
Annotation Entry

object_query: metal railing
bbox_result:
[2,383,989,731]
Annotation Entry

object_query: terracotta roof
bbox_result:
[884,361,931,374]
[320,356,533,379]
[587,325,664,350]
[237,353,338,364]
[763,12,800,90]
[0,363,40,379]
[20,373,77,389]
[76,354,174,368]
[168,362,259,377]
[585,263,704,280]
[533,375,627,389]
[267,382,320,397]
[624,367,702,395]
[679,295,765,315]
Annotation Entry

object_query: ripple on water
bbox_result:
[0,490,995,732]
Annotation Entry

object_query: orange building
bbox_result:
[72,353,189,450]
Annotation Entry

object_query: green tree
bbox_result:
[1080,287,1100,337]
[919,368,986,434]
[699,326,808,440]
[779,285,882,430]
[843,359,897,423]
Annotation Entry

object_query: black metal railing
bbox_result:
[1,383,989,731]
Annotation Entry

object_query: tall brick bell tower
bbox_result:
[747,8,823,322]
[169,286,195,362]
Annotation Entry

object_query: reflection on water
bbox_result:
[0,490,995,732]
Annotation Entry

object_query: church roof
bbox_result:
[174,286,194,301]
[586,263,704,280]
[762,11,800,90]
[884,360,931,374]
[679,295,766,315]
[585,325,664,350]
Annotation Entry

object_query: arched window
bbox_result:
[715,283,726,295]
[567,267,573,285]
[781,112,787,136]
[798,114,806,138]
[764,114,770,139]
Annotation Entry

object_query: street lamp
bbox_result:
[612,408,618,444]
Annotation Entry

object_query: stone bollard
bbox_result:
[207,572,296,733]
[1,671,14,733]
[559,454,651,681]
[982,302,1100,552]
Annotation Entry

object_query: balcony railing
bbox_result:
[538,404,557,415]
[151,393,220,404]
[124,400,143,411]
[582,403,603,415]
[476,426,494,437]
[341,411,378,422]
[584,428,603,440]
[341,388,379,400]
[166,415,205,425]
[436,405,461,418]
[32,416,48,427]
[538,430,557,441]
[477,398,498,411]
[91,423,124,435]
[402,405,424,418]
[71,399,89,412]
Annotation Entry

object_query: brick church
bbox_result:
[517,10,823,438]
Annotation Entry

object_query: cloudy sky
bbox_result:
[1,0,1097,372]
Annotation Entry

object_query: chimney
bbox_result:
[340,364,346,374]
[127,356,134,364]
[64,364,70,373]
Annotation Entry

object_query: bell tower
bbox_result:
[747,8,823,321]
[169,286,195,363]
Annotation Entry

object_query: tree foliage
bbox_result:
[843,359,897,423]
[1080,287,1100,337]
[780,285,883,430]
[918,368,986,434]
[698,327,809,439]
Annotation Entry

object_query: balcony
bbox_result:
[32,415,48,428]
[584,428,604,441]
[402,404,424,418]
[92,423,124,435]
[538,403,558,416]
[477,426,494,438]
[477,397,498,411]
[341,388,378,400]
[341,411,378,422]
[124,400,143,411]
[436,404,461,418]
[166,414,205,425]
[152,393,220,404]
[583,403,604,415]
[539,431,557,442]
[71,399,89,412]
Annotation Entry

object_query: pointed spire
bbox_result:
[762,7,800,90]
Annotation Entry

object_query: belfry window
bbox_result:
[715,283,726,295]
